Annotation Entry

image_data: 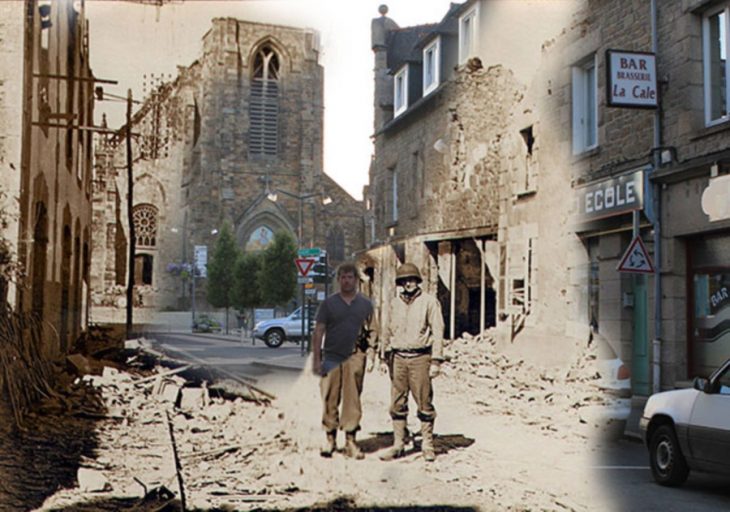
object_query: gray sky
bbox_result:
[85,0,457,199]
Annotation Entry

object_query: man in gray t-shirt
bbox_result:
[312,262,377,459]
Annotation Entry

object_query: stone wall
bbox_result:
[91,18,364,312]
[0,2,25,308]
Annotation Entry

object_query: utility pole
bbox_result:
[126,89,135,339]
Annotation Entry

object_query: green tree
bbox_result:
[258,230,297,306]
[206,222,240,333]
[232,250,264,331]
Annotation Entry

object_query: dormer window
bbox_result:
[459,4,479,64]
[394,65,409,117]
[423,37,441,96]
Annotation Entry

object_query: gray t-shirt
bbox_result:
[315,292,373,366]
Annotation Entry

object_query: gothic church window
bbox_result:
[250,44,280,157]
[133,204,158,248]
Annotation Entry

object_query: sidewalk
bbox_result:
[623,395,648,440]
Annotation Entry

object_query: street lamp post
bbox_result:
[266,186,331,354]
[267,188,330,246]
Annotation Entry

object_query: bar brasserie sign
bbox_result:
[606,50,658,109]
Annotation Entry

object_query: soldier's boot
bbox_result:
[320,430,337,458]
[379,419,407,461]
[403,424,412,447]
[344,431,364,459]
[421,421,436,462]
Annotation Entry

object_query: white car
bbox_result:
[640,358,730,486]
[252,307,307,348]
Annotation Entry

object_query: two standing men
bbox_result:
[312,261,443,462]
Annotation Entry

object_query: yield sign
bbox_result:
[295,257,316,277]
[617,236,655,274]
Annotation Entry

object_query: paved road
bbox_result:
[145,331,308,396]
[592,437,730,511]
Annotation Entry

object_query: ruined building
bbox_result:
[0,0,95,356]
[90,18,364,313]
[363,1,582,352]
[366,0,730,395]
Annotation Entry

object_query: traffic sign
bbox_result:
[297,276,313,284]
[194,245,207,278]
[617,236,655,274]
[295,258,316,276]
[298,247,323,258]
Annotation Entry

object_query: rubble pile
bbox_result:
[446,329,623,439]
[26,332,608,511]
[37,346,309,511]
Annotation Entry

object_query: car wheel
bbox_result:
[649,424,689,486]
[264,328,285,348]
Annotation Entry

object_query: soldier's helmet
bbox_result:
[395,263,422,285]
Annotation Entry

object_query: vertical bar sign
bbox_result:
[194,245,207,278]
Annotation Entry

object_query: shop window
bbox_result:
[692,271,730,376]
[132,204,158,248]
[458,5,479,64]
[423,37,440,96]
[572,55,598,154]
[394,65,409,117]
[704,5,730,125]
[250,45,280,157]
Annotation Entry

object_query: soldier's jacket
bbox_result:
[384,289,445,361]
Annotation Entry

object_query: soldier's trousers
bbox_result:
[320,349,367,433]
[389,352,436,422]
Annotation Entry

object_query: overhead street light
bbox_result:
[264,183,332,246]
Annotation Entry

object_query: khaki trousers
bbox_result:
[320,349,367,433]
[389,352,436,422]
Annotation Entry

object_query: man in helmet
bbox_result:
[312,261,377,459]
[379,262,444,462]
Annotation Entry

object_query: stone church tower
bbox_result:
[91,18,364,313]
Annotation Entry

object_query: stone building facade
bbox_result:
[1,0,95,356]
[562,0,730,393]
[91,18,364,313]
[363,1,582,355]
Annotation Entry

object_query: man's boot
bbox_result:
[320,430,336,458]
[379,419,407,461]
[421,421,436,462]
[344,431,364,459]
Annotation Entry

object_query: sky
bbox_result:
[85,0,458,199]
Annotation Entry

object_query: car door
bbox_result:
[687,360,730,471]
[287,308,302,337]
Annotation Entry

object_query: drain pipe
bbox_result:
[651,0,663,394]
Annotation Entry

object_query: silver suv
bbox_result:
[253,307,307,348]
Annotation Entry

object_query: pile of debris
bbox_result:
[36,339,307,511]
[446,329,622,439]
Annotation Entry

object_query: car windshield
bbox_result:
[713,360,730,395]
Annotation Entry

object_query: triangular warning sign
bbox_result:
[295,258,315,277]
[617,236,655,274]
